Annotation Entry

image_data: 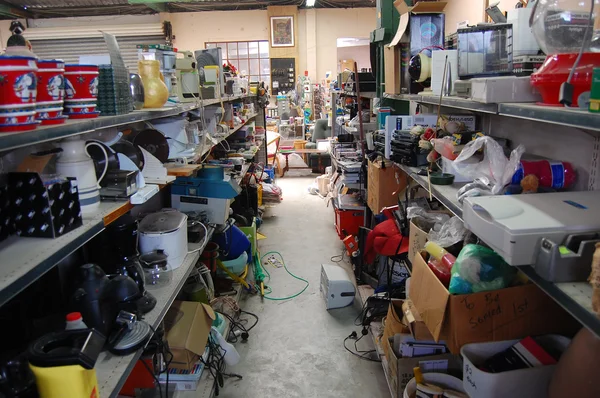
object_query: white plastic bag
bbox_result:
[428,216,467,248]
[452,136,525,194]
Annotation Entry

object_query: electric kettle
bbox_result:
[56,136,109,214]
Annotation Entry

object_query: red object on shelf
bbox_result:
[0,121,40,133]
[530,53,600,107]
[119,358,156,397]
[512,160,576,189]
[64,64,99,101]
[40,116,68,125]
[334,201,365,240]
[0,56,37,109]
[427,258,451,287]
[64,111,100,119]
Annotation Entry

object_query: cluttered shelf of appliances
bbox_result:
[200,113,258,157]
[0,95,256,153]
[97,234,215,398]
[397,164,464,219]
[179,285,243,398]
[498,103,600,133]
[0,200,135,308]
[400,163,600,339]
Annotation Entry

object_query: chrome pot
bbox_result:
[129,73,145,110]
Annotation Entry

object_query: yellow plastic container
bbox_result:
[30,363,99,398]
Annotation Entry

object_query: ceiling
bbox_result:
[0,0,375,19]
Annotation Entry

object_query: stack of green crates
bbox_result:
[97,65,133,116]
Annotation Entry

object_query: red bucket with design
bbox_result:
[64,64,99,101]
[36,59,65,104]
[0,56,38,110]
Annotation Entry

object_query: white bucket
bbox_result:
[404,373,465,398]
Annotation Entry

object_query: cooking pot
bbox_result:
[138,210,188,270]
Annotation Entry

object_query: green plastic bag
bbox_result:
[449,244,516,294]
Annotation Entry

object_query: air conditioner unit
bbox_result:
[320,264,356,310]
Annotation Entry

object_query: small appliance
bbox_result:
[100,169,139,199]
[107,214,157,313]
[139,249,172,287]
[195,48,224,98]
[463,191,600,279]
[138,209,188,270]
[320,264,356,309]
[176,51,199,103]
[56,137,109,214]
[530,0,600,106]
[28,329,104,398]
[171,166,242,225]
[457,24,514,78]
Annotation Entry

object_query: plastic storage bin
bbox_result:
[458,24,513,78]
[461,335,571,398]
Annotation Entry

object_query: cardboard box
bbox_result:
[386,336,462,397]
[367,160,408,214]
[165,301,216,370]
[408,219,428,266]
[382,299,409,361]
[409,252,578,353]
[402,299,434,341]
[384,45,401,95]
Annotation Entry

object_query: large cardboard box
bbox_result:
[165,301,216,370]
[382,299,409,360]
[386,336,462,397]
[402,299,434,341]
[367,160,408,214]
[409,252,578,353]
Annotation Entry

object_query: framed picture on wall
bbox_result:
[270,16,294,47]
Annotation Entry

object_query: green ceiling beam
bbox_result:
[0,3,33,18]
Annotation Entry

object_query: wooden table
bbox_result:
[279,149,327,177]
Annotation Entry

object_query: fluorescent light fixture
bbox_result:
[306,0,316,7]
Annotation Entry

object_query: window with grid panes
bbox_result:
[206,41,270,87]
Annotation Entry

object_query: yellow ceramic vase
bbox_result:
[138,60,169,108]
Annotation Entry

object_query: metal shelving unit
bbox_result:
[397,162,600,339]
[179,285,243,398]
[384,93,600,131]
[397,164,464,218]
[0,200,133,307]
[0,95,256,153]
[96,231,213,398]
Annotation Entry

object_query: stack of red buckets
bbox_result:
[0,56,38,132]
[63,64,100,119]
[35,59,67,125]
[0,56,101,133]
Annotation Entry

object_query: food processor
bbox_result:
[530,0,600,106]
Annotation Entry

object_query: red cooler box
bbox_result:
[333,196,365,240]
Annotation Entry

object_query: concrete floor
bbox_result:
[219,176,389,398]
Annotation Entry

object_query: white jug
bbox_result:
[56,137,108,215]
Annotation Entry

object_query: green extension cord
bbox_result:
[259,251,309,301]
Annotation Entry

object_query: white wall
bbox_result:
[314,8,376,81]
[168,10,270,51]
[443,0,485,33]
[337,45,371,72]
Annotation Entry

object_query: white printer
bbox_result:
[463,191,600,281]
[320,264,356,310]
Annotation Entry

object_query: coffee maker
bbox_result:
[106,214,157,314]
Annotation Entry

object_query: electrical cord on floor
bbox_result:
[216,309,259,343]
[343,331,381,363]
[199,331,243,396]
[330,248,346,264]
[259,251,310,301]
[138,323,173,398]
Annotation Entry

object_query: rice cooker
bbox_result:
[138,209,188,270]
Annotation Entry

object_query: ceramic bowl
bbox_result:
[35,107,63,120]
[36,59,65,103]
[64,64,99,100]
[0,110,36,125]
[0,56,38,107]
